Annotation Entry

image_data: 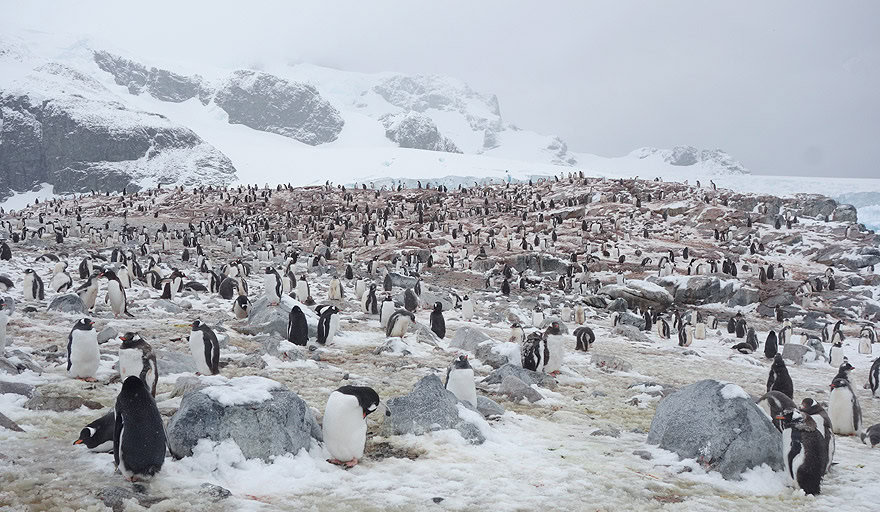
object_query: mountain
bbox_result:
[1,31,754,202]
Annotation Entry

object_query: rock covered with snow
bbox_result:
[630,146,750,175]
[483,363,555,388]
[46,294,85,314]
[499,375,543,403]
[381,112,460,153]
[448,326,492,353]
[650,276,740,305]
[599,280,673,310]
[612,324,651,343]
[167,375,322,460]
[243,296,318,339]
[647,379,783,479]
[94,50,206,103]
[385,374,486,444]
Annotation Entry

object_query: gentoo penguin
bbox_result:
[101,269,131,318]
[445,355,477,407]
[532,306,545,327]
[574,326,595,351]
[0,274,13,292]
[767,354,794,399]
[49,262,73,293]
[521,331,546,372]
[678,325,693,347]
[756,391,797,432]
[67,318,99,381]
[118,332,158,397]
[114,376,166,482]
[859,329,873,355]
[218,277,239,300]
[74,410,116,452]
[657,318,671,339]
[0,242,10,260]
[322,385,381,467]
[386,309,415,338]
[327,277,344,301]
[287,306,309,346]
[778,408,828,495]
[361,284,379,315]
[403,287,418,313]
[574,304,586,325]
[727,317,736,334]
[354,279,366,300]
[379,295,395,328]
[76,273,100,311]
[834,359,854,382]
[429,302,446,339]
[764,330,778,359]
[779,320,792,345]
[295,276,310,303]
[829,339,845,368]
[23,269,45,300]
[188,320,220,375]
[694,320,706,340]
[461,295,474,322]
[829,376,862,435]
[508,322,525,345]
[232,295,250,319]
[868,357,880,397]
[860,424,880,448]
[501,278,511,296]
[800,398,835,473]
[542,321,565,375]
[263,267,282,305]
[735,317,746,338]
[316,305,340,345]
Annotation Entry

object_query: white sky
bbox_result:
[2,0,878,177]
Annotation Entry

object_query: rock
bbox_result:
[476,396,505,418]
[781,343,813,366]
[170,376,209,398]
[0,411,24,432]
[592,354,633,373]
[381,112,460,153]
[539,317,570,334]
[510,254,569,274]
[199,483,232,502]
[151,299,183,314]
[591,390,607,397]
[582,295,608,309]
[46,294,85,313]
[606,298,628,312]
[0,380,36,397]
[832,204,858,223]
[0,350,43,374]
[94,51,204,103]
[166,378,322,460]
[0,358,17,375]
[179,299,193,310]
[483,363,555,388]
[387,272,418,289]
[499,375,543,403]
[214,70,343,145]
[647,379,783,479]
[599,280,673,311]
[795,195,838,218]
[632,450,653,460]
[385,375,485,444]
[762,293,794,308]
[448,326,492,353]
[651,276,738,305]
[97,326,118,344]
[155,350,196,374]
[261,338,304,360]
[590,427,621,438]
[24,395,103,412]
[244,296,318,339]
[616,311,646,330]
[97,485,166,512]
[414,323,441,346]
[612,325,651,343]
[236,354,268,369]
[727,287,760,307]
[815,245,880,270]
[474,340,515,369]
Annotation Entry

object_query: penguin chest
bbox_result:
[108,283,125,312]
[389,315,411,337]
[543,335,565,373]
[322,392,367,461]
[264,275,279,299]
[380,303,394,327]
[829,347,844,367]
[118,348,144,382]
[446,369,477,407]
[69,331,99,377]
[188,332,212,374]
[829,389,856,434]
[296,282,308,301]
[782,428,805,485]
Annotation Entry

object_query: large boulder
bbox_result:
[385,375,486,444]
[381,112,460,153]
[815,246,880,270]
[483,363,555,388]
[612,325,651,343]
[154,350,195,375]
[0,411,24,432]
[647,379,783,479]
[599,280,673,311]
[510,254,569,274]
[47,294,86,314]
[243,296,318,338]
[474,340,520,369]
[166,376,322,461]
[448,326,493,353]
[727,287,760,307]
[832,204,858,223]
[94,50,204,103]
[651,276,739,305]
[499,375,543,403]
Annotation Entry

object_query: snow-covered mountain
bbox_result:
[0,31,760,203]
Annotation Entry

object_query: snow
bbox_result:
[0,183,57,211]
[720,383,750,400]
[200,375,283,406]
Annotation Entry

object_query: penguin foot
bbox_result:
[344,458,359,468]
[80,377,97,382]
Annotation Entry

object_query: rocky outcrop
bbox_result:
[381,112,460,153]
[631,146,749,175]
[214,70,343,145]
[385,375,486,444]
[599,280,673,311]
[93,51,205,103]
[815,245,880,270]
[649,276,740,305]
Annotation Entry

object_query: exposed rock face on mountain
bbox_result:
[381,112,460,153]
[632,146,750,175]
[214,70,344,145]
[93,50,207,103]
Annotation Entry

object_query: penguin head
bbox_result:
[771,353,785,368]
[191,319,203,330]
[264,266,276,275]
[830,377,849,390]
[799,398,823,414]
[119,332,142,347]
[74,426,101,448]
[433,302,443,312]
[838,360,854,374]
[337,385,381,418]
[545,321,562,336]
[451,354,472,369]
[73,318,95,331]
[774,408,804,428]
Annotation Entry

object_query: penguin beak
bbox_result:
[774,415,785,420]
[73,439,83,445]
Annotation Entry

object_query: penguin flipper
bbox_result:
[113,411,123,468]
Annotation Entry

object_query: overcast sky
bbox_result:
[3,1,878,177]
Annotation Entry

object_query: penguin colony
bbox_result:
[0,174,879,507]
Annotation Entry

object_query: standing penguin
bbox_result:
[322,385,381,468]
[295,275,310,303]
[361,284,379,315]
[829,376,862,435]
[403,287,418,313]
[574,326,595,351]
[542,321,565,375]
[868,357,880,397]
[386,309,415,338]
[118,332,158,397]
[74,410,116,452]
[287,306,309,346]
[756,391,797,432]
[778,408,828,496]
[800,398,835,474]
[232,295,250,319]
[521,331,546,372]
[76,273,100,311]
[501,278,511,297]
[859,328,873,355]
[461,295,474,322]
[114,376,166,482]
[327,277,344,301]
[316,305,340,345]
[263,267,282,305]
[735,317,746,338]
[101,269,132,318]
[23,269,45,300]
[657,317,671,339]
[188,320,220,375]
[67,318,99,381]
[767,354,794,399]
[860,424,880,448]
[829,339,845,368]
[764,330,779,359]
[574,304,585,325]
[379,295,395,328]
[445,355,477,407]
[429,302,446,339]
[532,306,544,327]
[49,262,73,293]
[354,279,366,300]
[508,322,525,345]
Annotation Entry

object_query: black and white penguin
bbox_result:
[829,376,862,435]
[316,305,340,345]
[327,277,344,301]
[756,391,797,432]
[508,322,525,344]
[779,320,792,345]
[295,275,310,303]
[501,278,511,296]
[287,305,309,346]
[0,241,11,260]
[799,398,834,474]
[188,320,219,375]
[379,294,395,329]
[829,339,845,368]
[361,284,379,315]
[532,306,545,327]
[386,309,415,338]
[74,410,116,452]
[764,330,778,359]
[114,376,166,482]
[49,262,73,293]
[403,287,418,313]
[574,326,595,351]
[263,266,282,305]
[727,316,736,334]
[778,408,828,495]
[0,299,9,353]
[322,385,381,468]
[543,321,565,375]
[76,273,100,311]
[23,269,45,300]
[232,295,250,319]
[461,295,474,322]
[0,274,13,293]
[118,332,158,397]
[860,424,880,448]
[429,302,446,339]
[868,357,880,397]
[678,325,693,347]
[100,269,131,318]
[521,331,546,372]
[767,354,794,399]
[859,326,873,355]
[735,317,747,339]
[445,355,477,407]
[67,318,99,380]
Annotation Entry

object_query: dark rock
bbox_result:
[476,396,505,418]
[582,295,608,309]
[599,281,673,311]
[832,204,858,223]
[590,427,621,438]
[236,354,268,369]
[0,380,36,397]
[612,325,651,343]
[199,483,232,502]
[155,350,196,374]
[97,486,166,512]
[632,450,653,460]
[499,375,543,403]
[385,375,485,444]
[0,411,24,432]
[94,51,203,103]
[0,350,43,374]
[727,287,760,307]
[781,343,814,366]
[97,326,118,344]
[606,298,628,312]
[244,296,318,339]
[483,363,555,388]
[47,294,86,313]
[24,395,103,412]
[449,326,492,353]
[474,340,516,369]
[616,311,647,330]
[381,112,460,153]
